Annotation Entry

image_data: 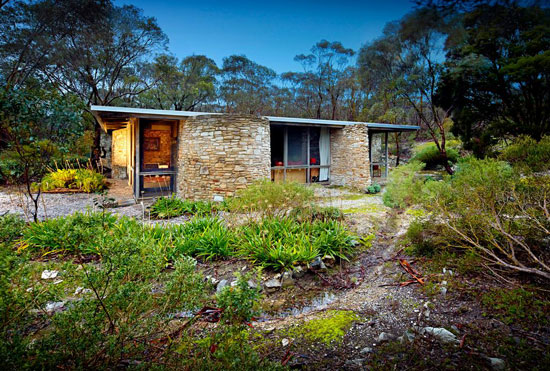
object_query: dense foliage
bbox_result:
[38,168,106,193]
[149,195,220,219]
[0,213,287,369]
[499,136,550,173]
[386,152,550,281]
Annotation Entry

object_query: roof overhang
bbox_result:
[90,105,420,133]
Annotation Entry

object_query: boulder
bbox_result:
[41,270,58,280]
[281,271,294,287]
[423,327,459,344]
[264,278,282,292]
[377,332,396,343]
[309,256,327,271]
[216,279,229,293]
[292,266,305,278]
[488,357,505,370]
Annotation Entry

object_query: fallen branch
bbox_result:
[399,259,425,285]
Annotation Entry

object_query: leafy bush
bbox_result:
[309,219,356,260]
[238,218,318,270]
[412,140,460,169]
[168,217,236,260]
[216,271,262,323]
[0,214,26,245]
[38,168,106,193]
[383,161,426,208]
[366,183,381,194]
[499,135,550,173]
[22,212,117,255]
[149,195,219,219]
[228,179,314,218]
[421,157,550,281]
[237,217,356,271]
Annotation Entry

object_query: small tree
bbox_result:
[0,87,83,221]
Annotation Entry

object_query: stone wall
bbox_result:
[330,124,370,189]
[177,114,270,200]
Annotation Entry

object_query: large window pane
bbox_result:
[309,127,320,166]
[287,127,307,166]
[270,126,284,167]
[141,122,173,171]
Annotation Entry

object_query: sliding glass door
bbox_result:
[270,125,330,184]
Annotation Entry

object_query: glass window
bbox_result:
[287,127,307,166]
[309,127,320,166]
[141,122,173,171]
[270,126,284,167]
[141,174,172,193]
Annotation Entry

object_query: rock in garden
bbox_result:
[281,271,294,287]
[264,278,282,292]
[309,256,327,271]
[247,279,259,289]
[488,357,505,370]
[205,275,219,286]
[41,270,58,279]
[292,265,305,278]
[45,301,65,314]
[322,255,335,268]
[398,331,415,343]
[74,287,92,295]
[360,347,373,354]
[216,279,229,293]
[423,327,459,344]
[377,332,396,343]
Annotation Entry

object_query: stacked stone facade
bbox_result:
[330,124,370,189]
[176,114,270,200]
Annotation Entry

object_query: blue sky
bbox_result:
[115,0,416,73]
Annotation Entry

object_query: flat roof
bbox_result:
[90,105,420,132]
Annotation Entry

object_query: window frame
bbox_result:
[270,125,331,184]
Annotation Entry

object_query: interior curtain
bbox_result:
[319,128,330,181]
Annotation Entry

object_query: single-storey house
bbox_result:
[90,106,419,200]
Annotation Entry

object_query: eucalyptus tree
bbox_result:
[358,9,458,174]
[39,2,167,166]
[283,40,355,120]
[219,55,277,114]
[139,54,219,111]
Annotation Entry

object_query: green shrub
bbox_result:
[22,212,117,255]
[366,183,381,194]
[150,195,219,219]
[412,141,460,169]
[38,168,106,193]
[421,157,550,281]
[309,219,356,260]
[237,218,317,271]
[237,217,356,271]
[0,214,26,245]
[228,179,314,217]
[383,161,426,208]
[499,135,550,173]
[170,217,236,260]
[216,271,262,323]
